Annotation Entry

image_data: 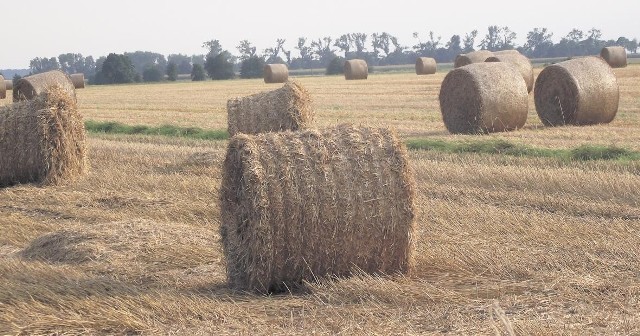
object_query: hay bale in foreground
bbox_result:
[439,62,528,134]
[600,46,627,68]
[263,64,289,83]
[5,79,13,91]
[13,70,76,102]
[0,75,5,99]
[227,81,313,136]
[454,50,493,68]
[534,56,619,126]
[344,59,368,80]
[415,57,437,75]
[70,73,85,88]
[486,52,534,92]
[220,124,416,293]
[0,86,87,187]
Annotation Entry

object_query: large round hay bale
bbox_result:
[5,79,13,91]
[439,62,528,134]
[263,64,289,83]
[534,56,619,126]
[486,52,534,93]
[70,73,85,89]
[227,81,313,136]
[600,46,627,68]
[415,57,437,75]
[220,124,416,293]
[344,59,368,80]
[13,70,76,103]
[454,50,493,68]
[0,86,87,187]
[0,75,5,99]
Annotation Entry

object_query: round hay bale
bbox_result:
[439,62,529,134]
[415,57,437,75]
[263,64,289,83]
[0,75,5,99]
[454,50,493,68]
[344,59,368,80]
[486,52,534,93]
[70,73,86,89]
[220,124,416,293]
[13,70,76,103]
[534,56,619,126]
[0,86,87,187]
[227,81,313,136]
[5,79,13,91]
[600,46,627,68]
[493,49,522,55]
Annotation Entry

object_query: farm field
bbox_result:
[1,66,640,334]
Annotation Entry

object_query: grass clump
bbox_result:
[85,120,228,140]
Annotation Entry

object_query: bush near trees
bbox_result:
[166,62,178,81]
[94,53,137,84]
[326,57,345,75]
[205,51,235,80]
[240,56,266,79]
[191,64,206,81]
[143,65,164,82]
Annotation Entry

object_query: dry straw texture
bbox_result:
[226,81,313,136]
[13,70,76,102]
[439,62,528,134]
[415,57,437,75]
[0,86,87,187]
[70,73,85,89]
[344,59,368,80]
[454,50,493,68]
[0,75,5,99]
[263,64,289,83]
[486,51,534,92]
[5,79,13,91]
[600,46,627,68]
[534,56,619,126]
[219,124,416,293]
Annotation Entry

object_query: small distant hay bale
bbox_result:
[344,59,368,80]
[0,75,5,99]
[13,70,76,103]
[5,79,13,91]
[263,64,289,83]
[70,73,86,88]
[227,81,313,136]
[454,50,493,68]
[439,62,528,134]
[415,57,437,75]
[0,86,87,187]
[220,124,416,293]
[534,56,619,126]
[600,46,627,68]
[486,51,534,92]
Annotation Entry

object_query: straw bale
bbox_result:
[454,50,493,68]
[227,81,313,136]
[415,57,437,75]
[344,59,368,80]
[439,62,528,134]
[263,64,289,83]
[70,73,86,88]
[13,70,76,102]
[486,51,535,92]
[0,75,5,99]
[5,79,13,91]
[220,124,416,293]
[534,56,619,126]
[600,46,627,68]
[0,86,87,187]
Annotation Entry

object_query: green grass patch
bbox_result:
[85,120,229,140]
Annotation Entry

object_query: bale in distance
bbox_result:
[70,73,86,89]
[534,56,619,126]
[13,70,76,103]
[486,51,535,93]
[415,57,437,75]
[220,124,416,293]
[439,62,529,134]
[227,81,313,136]
[454,50,494,68]
[0,75,5,99]
[600,46,627,68]
[0,86,87,187]
[344,59,368,80]
[5,79,13,91]
[263,64,289,83]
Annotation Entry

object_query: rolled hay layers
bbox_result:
[0,75,5,99]
[70,73,85,89]
[5,79,13,91]
[600,46,627,68]
[439,62,529,134]
[344,59,368,80]
[415,57,437,75]
[13,70,77,102]
[227,81,313,136]
[0,86,87,187]
[534,56,619,126]
[220,124,416,293]
[263,64,289,83]
[454,50,494,68]
[486,52,535,92]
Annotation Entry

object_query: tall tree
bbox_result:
[480,25,502,51]
[413,31,441,57]
[264,38,286,64]
[95,53,137,84]
[202,40,223,57]
[350,33,368,57]
[311,37,336,66]
[29,57,60,74]
[334,34,352,58]
[205,51,235,80]
[236,40,257,61]
[124,51,167,75]
[166,62,178,81]
[462,30,478,53]
[523,28,554,57]
[498,26,517,50]
[168,54,192,74]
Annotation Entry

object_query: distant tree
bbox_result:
[125,51,167,76]
[203,40,223,57]
[334,34,353,58]
[236,40,257,61]
[264,38,287,64]
[498,26,517,50]
[29,57,60,74]
[523,28,554,57]
[143,65,164,82]
[326,56,345,75]
[191,54,206,66]
[445,35,463,55]
[240,55,266,79]
[168,54,192,74]
[12,74,21,87]
[205,51,235,80]
[191,63,206,81]
[166,62,178,81]
[293,37,313,69]
[480,25,502,51]
[311,37,337,67]
[351,33,368,57]
[95,53,137,84]
[462,30,478,53]
[413,31,441,57]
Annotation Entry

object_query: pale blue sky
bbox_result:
[1,0,638,68]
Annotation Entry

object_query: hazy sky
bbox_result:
[1,0,639,68]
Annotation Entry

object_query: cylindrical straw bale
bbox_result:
[263,64,289,83]
[227,81,313,136]
[0,86,87,187]
[493,50,522,56]
[454,50,493,68]
[344,59,368,80]
[439,62,529,134]
[70,73,86,89]
[5,79,13,91]
[486,52,535,92]
[13,70,76,103]
[220,124,416,293]
[0,76,5,99]
[534,56,619,126]
[600,46,627,68]
[415,57,437,75]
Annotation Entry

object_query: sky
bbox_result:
[1,0,639,69]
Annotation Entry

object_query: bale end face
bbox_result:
[415,57,437,75]
[600,46,627,68]
[344,60,368,80]
[70,73,86,89]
